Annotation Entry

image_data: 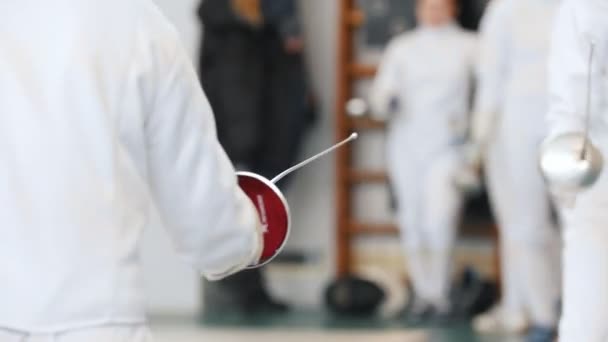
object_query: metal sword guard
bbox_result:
[540,41,604,192]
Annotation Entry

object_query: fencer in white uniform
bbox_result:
[370,0,477,319]
[547,1,608,340]
[471,0,562,338]
[0,0,263,340]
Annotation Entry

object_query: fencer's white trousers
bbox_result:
[0,325,152,342]
[484,105,561,327]
[559,134,608,342]
[388,144,464,307]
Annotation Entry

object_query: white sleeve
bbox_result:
[145,38,262,281]
[546,0,608,140]
[369,40,402,120]
[472,0,510,144]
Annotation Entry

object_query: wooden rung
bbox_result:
[350,221,497,238]
[347,9,366,27]
[349,222,398,235]
[460,222,497,238]
[349,64,377,78]
[350,117,386,129]
[348,170,388,183]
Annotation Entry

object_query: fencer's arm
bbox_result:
[546,0,608,141]
[369,41,401,121]
[145,37,263,281]
[471,0,510,147]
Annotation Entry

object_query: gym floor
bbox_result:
[150,312,524,342]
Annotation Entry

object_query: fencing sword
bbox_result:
[540,41,604,192]
[239,133,359,268]
[581,42,597,161]
[271,133,359,183]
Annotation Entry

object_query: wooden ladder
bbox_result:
[335,0,390,276]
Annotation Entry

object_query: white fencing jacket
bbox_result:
[369,23,477,155]
[0,0,261,333]
[547,0,608,141]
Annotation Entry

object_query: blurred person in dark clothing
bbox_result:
[198,0,314,314]
[256,0,313,181]
[457,0,488,30]
[198,0,264,170]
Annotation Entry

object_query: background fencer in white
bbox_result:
[0,0,262,338]
[471,0,562,334]
[547,1,608,340]
[370,0,477,315]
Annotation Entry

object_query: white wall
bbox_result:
[142,0,339,314]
